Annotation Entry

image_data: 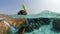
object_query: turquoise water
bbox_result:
[24,19,60,34]
[3,10,60,34]
[7,10,60,18]
[24,19,53,34]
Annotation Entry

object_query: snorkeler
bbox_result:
[17,10,33,34]
[17,3,33,34]
[17,10,32,24]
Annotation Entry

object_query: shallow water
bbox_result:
[3,11,60,34]
[24,19,60,34]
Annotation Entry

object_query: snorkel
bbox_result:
[22,3,32,24]
[22,3,28,14]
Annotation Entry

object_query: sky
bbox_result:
[0,0,60,15]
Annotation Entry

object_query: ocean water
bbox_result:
[4,18,60,34]
[7,10,60,18]
[24,19,60,34]
[3,10,60,34]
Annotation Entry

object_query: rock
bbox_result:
[53,18,60,31]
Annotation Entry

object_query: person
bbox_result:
[17,10,33,34]
[17,10,32,24]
